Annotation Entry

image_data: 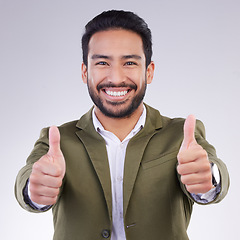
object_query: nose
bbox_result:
[108,64,126,85]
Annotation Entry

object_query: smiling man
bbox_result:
[15,10,229,240]
[82,29,154,141]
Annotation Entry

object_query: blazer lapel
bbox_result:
[75,108,112,220]
[74,105,163,220]
[123,104,163,217]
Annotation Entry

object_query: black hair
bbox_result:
[81,10,152,68]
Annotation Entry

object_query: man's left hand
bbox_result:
[177,115,213,194]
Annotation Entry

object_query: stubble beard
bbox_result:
[87,78,147,119]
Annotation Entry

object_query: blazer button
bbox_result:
[101,229,110,238]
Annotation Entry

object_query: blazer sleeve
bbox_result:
[14,128,53,213]
[178,119,230,205]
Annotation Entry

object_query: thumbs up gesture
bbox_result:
[29,126,66,205]
[177,115,213,194]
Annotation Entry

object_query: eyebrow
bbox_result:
[91,54,142,60]
[91,54,112,60]
[122,55,142,60]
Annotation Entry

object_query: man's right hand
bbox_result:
[29,126,66,205]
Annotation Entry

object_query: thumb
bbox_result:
[48,126,62,159]
[181,115,196,150]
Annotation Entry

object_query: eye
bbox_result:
[96,61,109,66]
[125,61,137,66]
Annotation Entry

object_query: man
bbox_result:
[15,10,229,240]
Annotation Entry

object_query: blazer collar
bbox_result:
[76,103,163,133]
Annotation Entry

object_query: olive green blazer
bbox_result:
[15,104,229,240]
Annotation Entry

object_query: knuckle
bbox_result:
[31,194,40,203]
[177,152,181,159]
[54,165,62,177]
[200,149,208,159]
[177,165,182,175]
[29,183,41,195]
[50,196,58,205]
[197,144,203,150]
[49,188,59,198]
[181,175,187,185]
[56,168,62,177]
[203,162,211,172]
[177,152,185,164]
[186,185,193,193]
[32,161,40,170]
[29,174,38,184]
[205,171,212,181]
[56,178,63,188]
[202,183,212,193]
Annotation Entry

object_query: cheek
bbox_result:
[87,74,99,88]
[125,69,145,84]
[88,68,107,86]
[133,72,146,89]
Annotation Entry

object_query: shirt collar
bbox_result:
[92,105,146,135]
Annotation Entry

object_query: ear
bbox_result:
[146,61,155,84]
[81,62,88,84]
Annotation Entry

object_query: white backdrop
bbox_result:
[1,0,239,239]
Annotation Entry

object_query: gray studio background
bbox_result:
[1,0,239,239]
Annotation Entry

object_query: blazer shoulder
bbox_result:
[156,111,205,138]
[59,120,79,132]
[144,103,185,129]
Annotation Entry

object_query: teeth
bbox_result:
[106,90,128,97]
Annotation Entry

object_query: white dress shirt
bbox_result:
[92,106,146,240]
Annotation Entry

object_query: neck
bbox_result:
[94,104,144,142]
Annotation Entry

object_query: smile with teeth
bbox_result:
[105,90,129,97]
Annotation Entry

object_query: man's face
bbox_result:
[82,29,154,118]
